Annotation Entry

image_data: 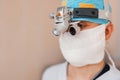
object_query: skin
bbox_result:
[67,21,114,80]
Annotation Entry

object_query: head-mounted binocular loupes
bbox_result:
[50,6,110,36]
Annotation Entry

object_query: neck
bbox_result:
[67,60,105,80]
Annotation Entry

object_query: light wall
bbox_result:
[0,0,119,80]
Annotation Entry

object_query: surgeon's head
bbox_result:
[51,0,113,67]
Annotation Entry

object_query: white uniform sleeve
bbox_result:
[41,62,67,80]
[42,67,57,80]
[42,68,51,80]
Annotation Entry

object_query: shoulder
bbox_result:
[109,65,120,79]
[42,62,67,80]
[98,64,120,80]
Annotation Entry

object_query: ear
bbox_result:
[105,22,114,40]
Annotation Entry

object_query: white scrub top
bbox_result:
[42,62,120,80]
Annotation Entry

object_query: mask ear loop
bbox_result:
[105,48,116,68]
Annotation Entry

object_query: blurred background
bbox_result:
[0,0,119,80]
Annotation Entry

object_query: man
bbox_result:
[42,0,120,80]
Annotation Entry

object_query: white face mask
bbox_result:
[59,24,107,67]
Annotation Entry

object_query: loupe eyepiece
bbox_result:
[69,27,76,35]
[68,22,81,36]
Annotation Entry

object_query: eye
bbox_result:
[77,23,85,28]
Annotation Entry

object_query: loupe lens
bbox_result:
[69,27,76,35]
[53,29,60,36]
